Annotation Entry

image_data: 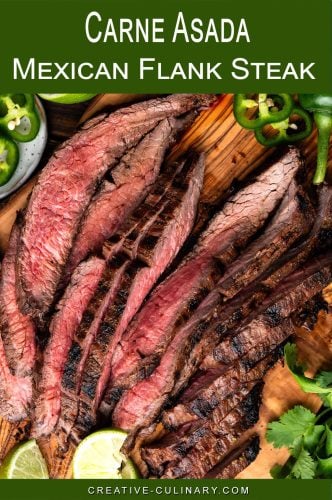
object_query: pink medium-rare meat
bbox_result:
[57,155,205,444]
[0,225,36,421]
[107,149,302,392]
[89,155,205,412]
[32,257,105,437]
[66,118,188,275]
[18,94,215,319]
[0,225,36,378]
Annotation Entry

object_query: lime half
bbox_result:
[38,94,97,104]
[0,440,49,479]
[73,429,139,479]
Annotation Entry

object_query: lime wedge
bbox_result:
[72,429,139,479]
[38,94,97,104]
[0,440,49,479]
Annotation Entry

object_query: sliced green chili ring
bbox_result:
[0,136,19,186]
[233,93,294,130]
[0,94,40,142]
[254,107,313,147]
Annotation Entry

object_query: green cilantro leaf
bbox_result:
[290,449,316,479]
[267,406,316,449]
[284,344,332,401]
[316,371,332,389]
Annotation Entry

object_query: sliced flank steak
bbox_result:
[204,436,260,478]
[56,155,205,445]
[0,224,36,421]
[65,116,195,276]
[146,382,265,479]
[102,149,302,422]
[32,257,106,437]
[116,251,331,434]
[18,94,215,319]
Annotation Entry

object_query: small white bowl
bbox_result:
[0,97,48,200]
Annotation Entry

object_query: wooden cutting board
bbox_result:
[0,95,331,479]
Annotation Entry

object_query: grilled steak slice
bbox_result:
[18,94,214,319]
[141,386,255,476]
[112,177,315,429]
[32,257,106,437]
[102,159,186,261]
[260,183,332,290]
[160,259,332,432]
[204,436,260,478]
[0,224,36,421]
[172,261,331,418]
[66,117,193,275]
[140,345,282,477]
[153,383,264,479]
[0,338,32,421]
[169,237,332,400]
[116,310,290,433]
[106,149,302,413]
[55,258,129,444]
[217,181,314,298]
[0,225,36,378]
[210,261,332,368]
[60,156,205,444]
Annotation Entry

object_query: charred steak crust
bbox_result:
[204,436,260,478]
[32,257,106,437]
[63,155,205,443]
[104,149,303,428]
[18,94,215,319]
[146,383,264,479]
[65,116,194,277]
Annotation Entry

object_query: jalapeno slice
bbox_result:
[234,93,294,130]
[0,94,40,142]
[254,107,313,147]
[0,136,19,186]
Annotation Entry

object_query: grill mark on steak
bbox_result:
[56,259,130,444]
[67,155,205,442]
[292,293,329,331]
[102,160,186,262]
[32,257,105,437]
[212,266,332,366]
[106,149,302,416]
[0,224,36,421]
[18,94,215,319]
[66,117,192,277]
[141,385,256,476]
[139,177,315,405]
[260,183,332,290]
[159,383,264,479]
[169,214,332,400]
[217,181,314,298]
[204,436,260,478]
[160,257,331,432]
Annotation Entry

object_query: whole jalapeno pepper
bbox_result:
[0,94,40,143]
[233,93,294,130]
[0,136,19,186]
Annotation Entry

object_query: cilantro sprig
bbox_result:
[266,343,332,479]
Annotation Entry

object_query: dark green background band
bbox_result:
[0,479,332,500]
[1,0,331,92]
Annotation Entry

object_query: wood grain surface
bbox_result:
[0,94,331,479]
